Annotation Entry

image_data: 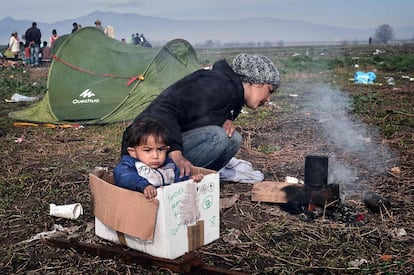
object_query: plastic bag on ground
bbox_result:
[354,71,376,84]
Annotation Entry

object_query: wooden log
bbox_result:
[251,181,306,203]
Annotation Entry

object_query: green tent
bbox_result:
[9,27,199,124]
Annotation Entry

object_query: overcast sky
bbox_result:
[2,0,413,28]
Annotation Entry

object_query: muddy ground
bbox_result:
[1,44,413,274]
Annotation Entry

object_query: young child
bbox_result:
[113,119,203,200]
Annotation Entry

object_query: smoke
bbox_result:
[301,83,398,198]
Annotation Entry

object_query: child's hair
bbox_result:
[126,119,167,148]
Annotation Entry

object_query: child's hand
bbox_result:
[190,174,204,182]
[143,185,157,200]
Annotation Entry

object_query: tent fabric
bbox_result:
[9,27,199,125]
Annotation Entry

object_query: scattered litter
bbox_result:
[219,157,264,183]
[390,227,407,238]
[12,121,84,129]
[19,224,83,244]
[268,102,277,108]
[285,176,303,184]
[20,224,65,244]
[5,93,39,103]
[402,76,414,81]
[14,135,25,143]
[223,228,242,244]
[354,71,376,84]
[389,166,401,175]
[50,203,83,219]
[354,64,359,68]
[289,94,298,97]
[220,194,240,210]
[386,77,395,86]
[292,52,301,57]
[349,258,369,267]
[373,49,385,55]
[380,254,393,261]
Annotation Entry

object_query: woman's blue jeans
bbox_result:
[182,125,242,171]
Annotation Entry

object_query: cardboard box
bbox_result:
[89,167,220,259]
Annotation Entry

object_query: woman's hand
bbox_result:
[169,150,192,178]
[223,119,235,137]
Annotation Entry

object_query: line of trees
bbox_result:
[194,24,404,48]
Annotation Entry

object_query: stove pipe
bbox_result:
[304,155,328,191]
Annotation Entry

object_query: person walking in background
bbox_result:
[8,32,20,60]
[50,29,58,48]
[25,22,41,67]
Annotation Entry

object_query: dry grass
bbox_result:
[1,45,414,274]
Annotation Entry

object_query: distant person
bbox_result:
[25,22,42,67]
[41,41,51,62]
[131,33,136,45]
[121,38,126,44]
[23,46,31,66]
[105,25,115,38]
[114,119,203,200]
[8,31,20,60]
[134,33,141,45]
[369,37,372,45]
[139,33,152,48]
[50,29,58,48]
[94,19,105,32]
[21,35,30,65]
[94,19,115,38]
[71,22,79,34]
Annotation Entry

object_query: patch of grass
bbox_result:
[257,144,281,154]
[375,54,414,71]
[0,67,47,97]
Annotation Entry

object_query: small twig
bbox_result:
[242,230,266,251]
[360,228,378,237]
[387,109,414,117]
[322,200,327,221]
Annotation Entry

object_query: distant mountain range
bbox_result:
[1,11,413,47]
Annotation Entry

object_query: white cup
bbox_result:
[49,203,83,219]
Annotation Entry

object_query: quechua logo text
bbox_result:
[73,89,100,104]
